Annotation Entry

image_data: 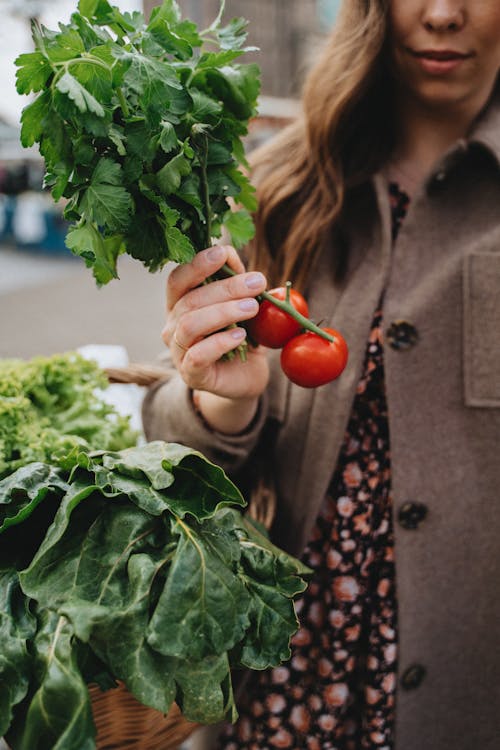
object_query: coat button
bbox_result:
[398,502,428,530]
[386,320,419,350]
[401,664,426,690]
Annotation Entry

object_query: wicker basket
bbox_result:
[89,683,198,750]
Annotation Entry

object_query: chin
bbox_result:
[410,82,474,112]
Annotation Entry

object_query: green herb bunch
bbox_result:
[0,352,137,478]
[16,0,260,284]
[0,441,310,749]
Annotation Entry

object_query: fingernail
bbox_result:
[231,328,246,340]
[239,298,258,312]
[207,246,225,262]
[245,272,265,289]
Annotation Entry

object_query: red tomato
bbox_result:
[247,287,309,349]
[280,327,348,388]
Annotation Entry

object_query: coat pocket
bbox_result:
[463,251,500,407]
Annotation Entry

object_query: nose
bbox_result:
[422,1,465,32]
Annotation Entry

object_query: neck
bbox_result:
[389,88,492,193]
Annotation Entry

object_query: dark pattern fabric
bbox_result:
[218,184,410,750]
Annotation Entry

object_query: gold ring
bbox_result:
[174,331,190,352]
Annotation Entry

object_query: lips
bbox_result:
[410,48,471,61]
[406,47,473,75]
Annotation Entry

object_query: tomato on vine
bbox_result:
[247,287,309,349]
[280,327,348,388]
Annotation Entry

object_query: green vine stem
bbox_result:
[221,264,336,344]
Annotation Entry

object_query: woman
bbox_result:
[143,1,500,748]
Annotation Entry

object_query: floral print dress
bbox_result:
[218,184,410,750]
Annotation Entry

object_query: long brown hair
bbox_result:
[248,0,393,290]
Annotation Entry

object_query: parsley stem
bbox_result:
[116,87,130,118]
[202,0,226,34]
[53,56,110,73]
[199,135,212,248]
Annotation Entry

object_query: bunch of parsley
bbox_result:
[16,0,260,284]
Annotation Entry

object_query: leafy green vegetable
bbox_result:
[0,442,310,748]
[16,0,260,284]
[0,352,137,479]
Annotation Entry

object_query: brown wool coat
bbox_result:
[142,97,500,750]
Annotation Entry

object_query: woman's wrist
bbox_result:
[192,390,260,435]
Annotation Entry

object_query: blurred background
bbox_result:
[0,0,340,364]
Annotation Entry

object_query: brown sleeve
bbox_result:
[141,371,269,475]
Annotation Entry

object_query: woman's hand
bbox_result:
[162,245,269,432]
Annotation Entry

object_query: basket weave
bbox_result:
[89,683,197,750]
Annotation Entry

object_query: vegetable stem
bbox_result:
[198,135,213,249]
[221,263,335,343]
[202,0,226,35]
[116,87,130,118]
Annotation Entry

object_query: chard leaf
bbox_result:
[11,612,95,750]
[22,501,156,620]
[87,551,177,714]
[100,441,245,519]
[230,512,311,670]
[0,463,68,534]
[0,570,36,737]
[174,652,233,724]
[236,580,300,670]
[55,71,105,116]
[147,517,250,660]
[19,483,103,599]
[92,467,169,516]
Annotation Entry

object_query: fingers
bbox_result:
[177,296,259,346]
[174,269,266,321]
[166,245,246,310]
[179,329,249,390]
[163,244,267,359]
